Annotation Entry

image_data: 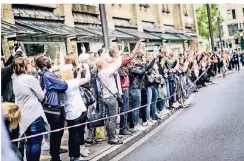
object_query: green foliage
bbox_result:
[197,4,224,41]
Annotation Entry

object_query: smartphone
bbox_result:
[14,41,21,52]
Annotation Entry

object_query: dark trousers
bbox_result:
[67,112,87,158]
[234,62,240,71]
[169,81,175,105]
[45,112,65,161]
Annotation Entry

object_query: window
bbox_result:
[228,24,238,36]
[232,9,236,19]
[243,8,244,18]
[227,9,236,20]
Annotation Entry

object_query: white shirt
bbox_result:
[64,79,87,120]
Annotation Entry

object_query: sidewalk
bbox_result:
[40,67,244,161]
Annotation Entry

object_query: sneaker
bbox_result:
[119,129,133,136]
[152,116,160,121]
[80,146,89,157]
[42,142,50,151]
[149,118,157,124]
[146,120,153,126]
[134,124,145,131]
[164,108,171,114]
[127,128,136,133]
[84,147,91,154]
[172,103,178,108]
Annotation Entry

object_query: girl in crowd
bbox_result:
[59,62,91,161]
[12,57,49,161]
[3,102,23,161]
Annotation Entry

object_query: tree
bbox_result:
[197,4,224,41]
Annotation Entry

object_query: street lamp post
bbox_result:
[99,4,110,49]
[217,11,223,52]
[206,4,215,51]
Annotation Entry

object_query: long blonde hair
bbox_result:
[3,103,21,132]
[59,64,74,81]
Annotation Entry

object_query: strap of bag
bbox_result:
[113,73,120,93]
[99,74,117,99]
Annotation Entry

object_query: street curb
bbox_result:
[90,111,175,161]
[90,69,244,161]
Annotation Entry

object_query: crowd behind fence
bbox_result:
[1,41,244,161]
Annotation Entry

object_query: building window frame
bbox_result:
[232,9,236,19]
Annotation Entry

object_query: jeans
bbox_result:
[130,89,141,125]
[151,87,158,118]
[25,117,45,161]
[145,87,158,119]
[169,80,175,105]
[120,89,129,130]
[158,85,167,111]
[45,112,65,161]
[103,97,118,141]
[67,112,87,158]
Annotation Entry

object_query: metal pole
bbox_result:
[217,16,223,52]
[99,4,110,49]
[206,4,214,51]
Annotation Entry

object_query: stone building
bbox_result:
[1,4,198,58]
[214,4,244,51]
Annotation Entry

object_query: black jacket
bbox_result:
[129,58,156,89]
[1,55,21,102]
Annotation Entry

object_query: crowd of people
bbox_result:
[1,40,244,161]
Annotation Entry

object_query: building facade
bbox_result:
[215,4,244,51]
[1,4,198,58]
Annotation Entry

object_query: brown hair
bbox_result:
[64,55,76,66]
[3,103,21,132]
[13,57,29,76]
[108,48,117,57]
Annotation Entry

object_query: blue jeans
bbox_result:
[158,85,167,111]
[146,87,158,120]
[120,89,129,130]
[130,89,141,125]
[151,87,158,118]
[25,117,45,161]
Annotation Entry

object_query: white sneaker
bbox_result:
[172,103,178,108]
[134,124,145,131]
[80,146,89,157]
[149,118,157,124]
[42,142,50,151]
[84,147,91,154]
[143,120,153,126]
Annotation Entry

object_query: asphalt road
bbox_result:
[120,71,244,161]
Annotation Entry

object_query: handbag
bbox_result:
[79,86,96,107]
[87,112,105,129]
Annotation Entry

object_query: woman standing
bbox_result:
[59,63,91,161]
[12,57,49,161]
